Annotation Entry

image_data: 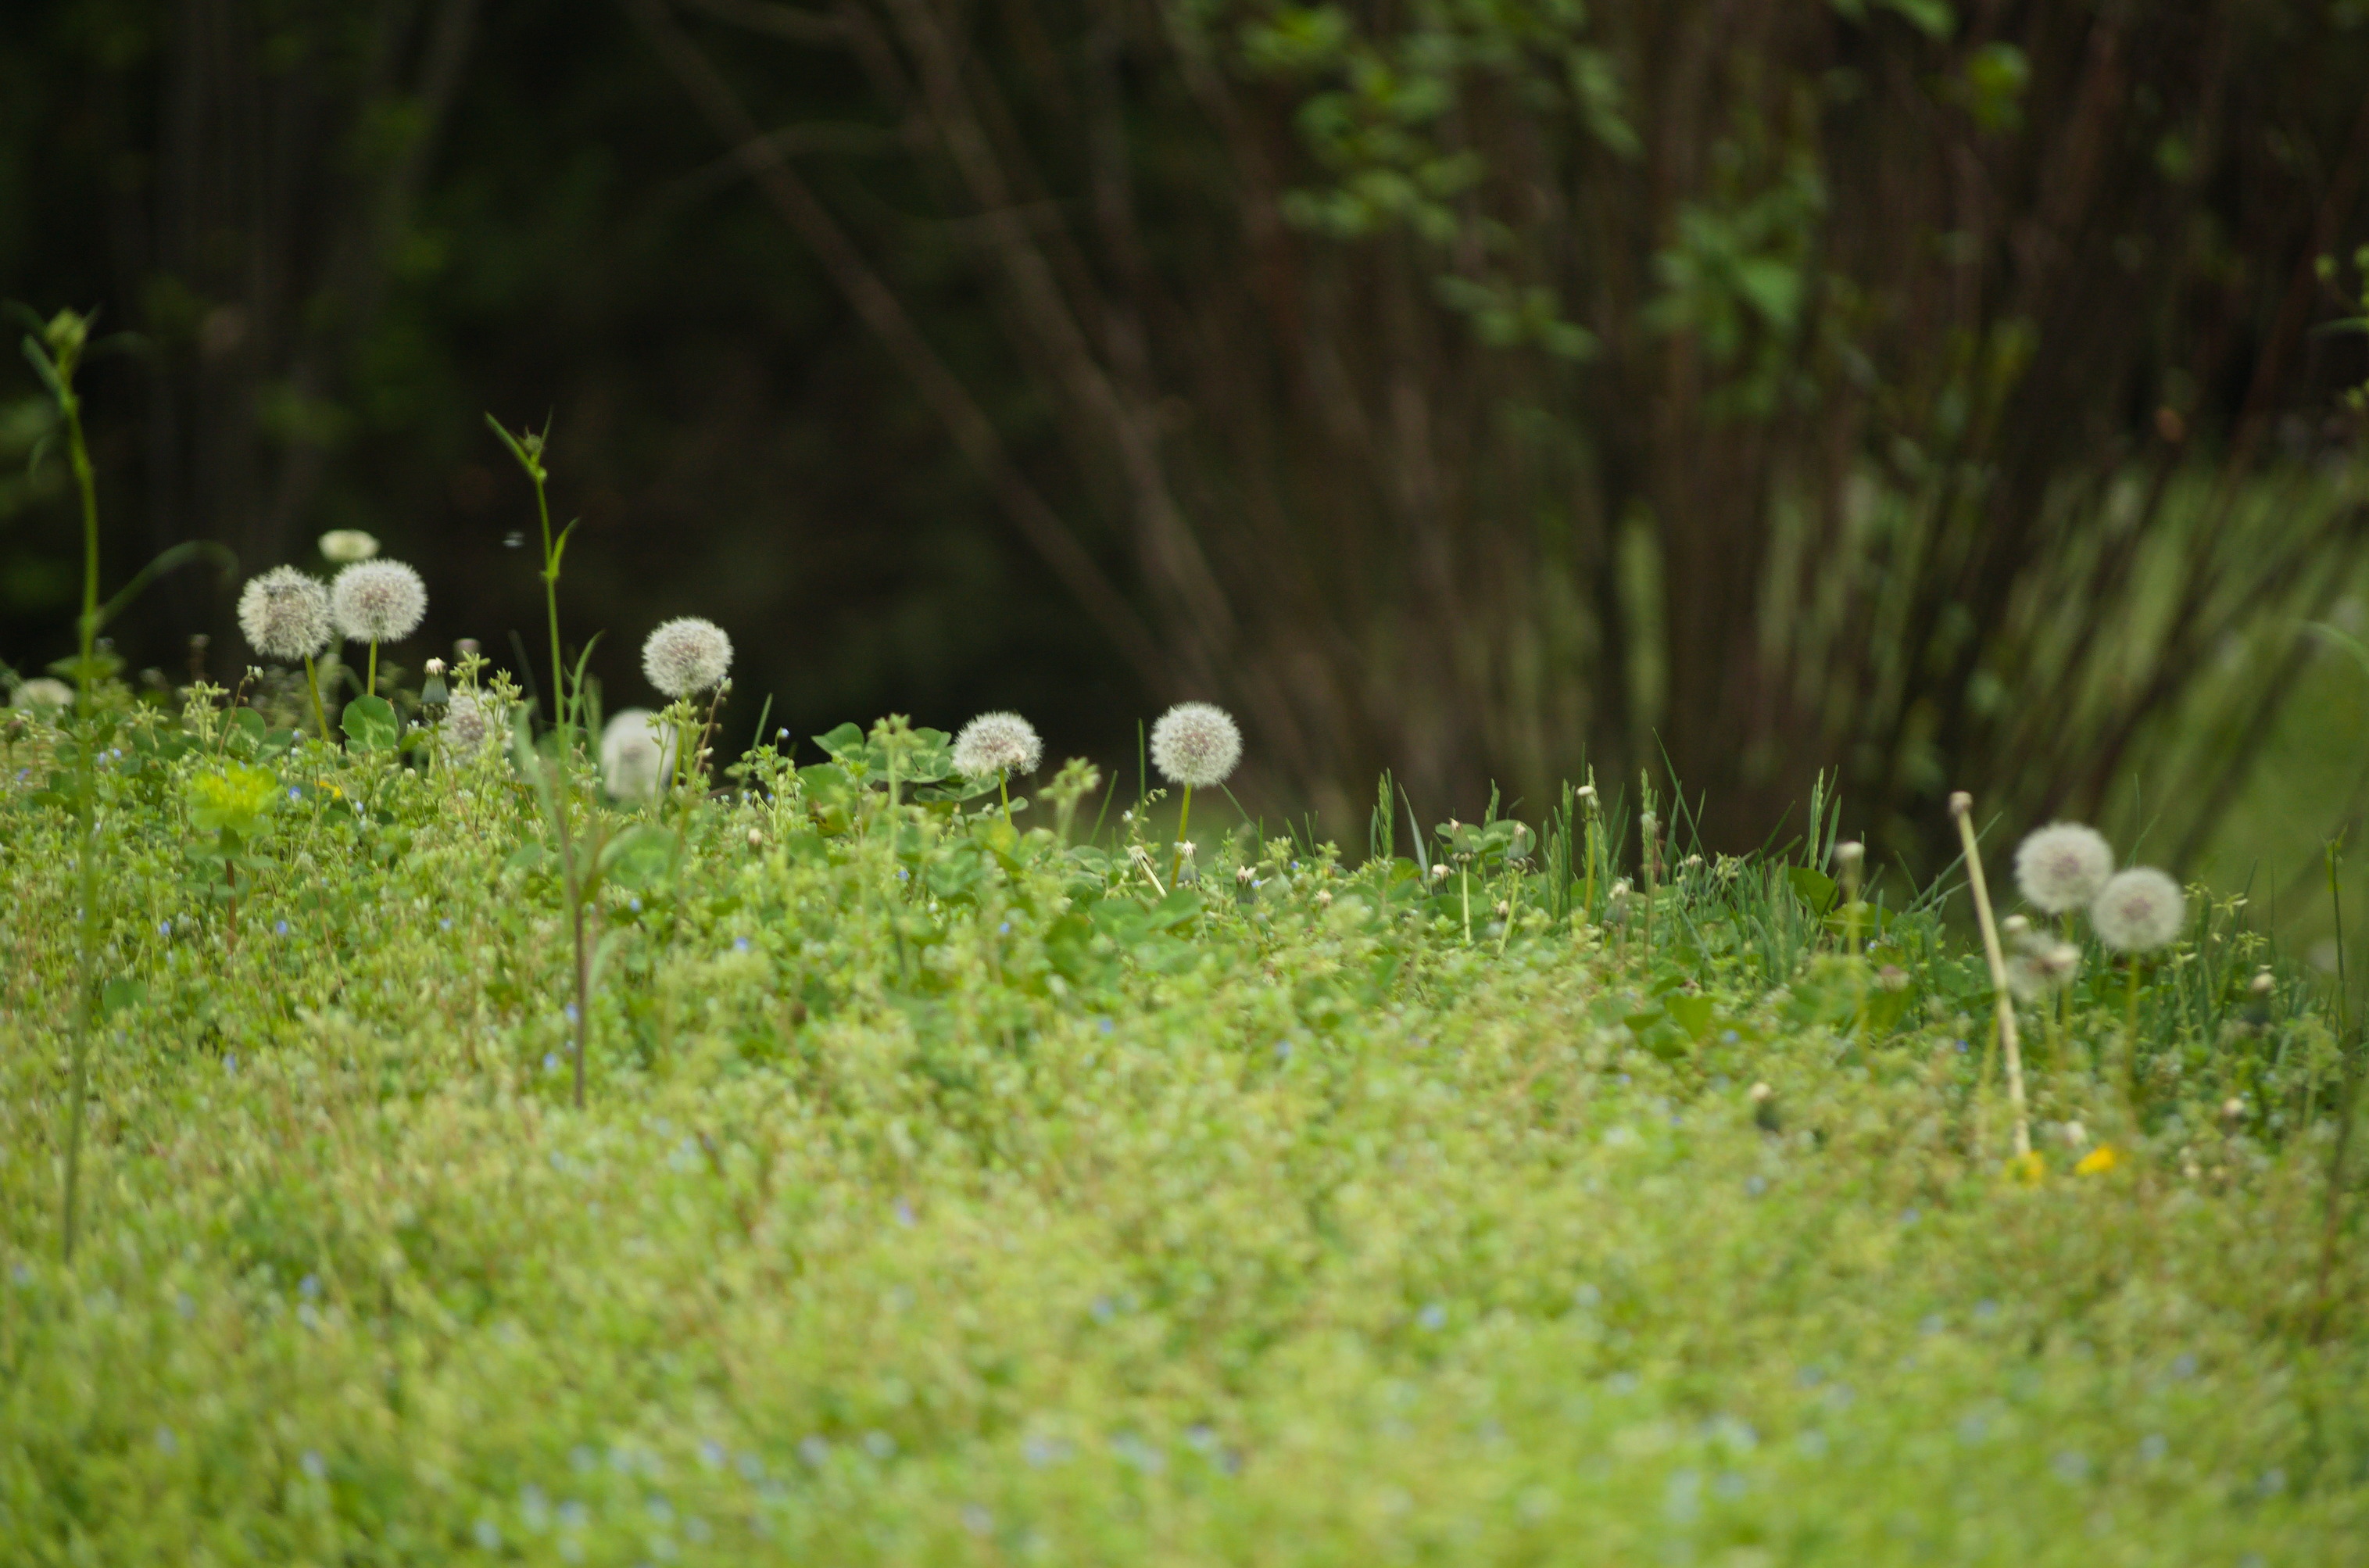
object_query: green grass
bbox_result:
[2,696,2365,1566]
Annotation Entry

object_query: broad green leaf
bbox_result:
[342,693,399,751]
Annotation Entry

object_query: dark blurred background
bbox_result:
[5,0,2369,869]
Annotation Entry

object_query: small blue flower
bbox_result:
[1416,1302,1448,1330]
[999,922,1011,934]
[288,787,302,801]
[299,1274,320,1298]
[545,1053,560,1072]
[439,917,453,931]
[301,1449,326,1480]
[734,936,750,952]
[223,1054,238,1073]
[628,897,641,912]
[564,1004,579,1023]
[893,1198,917,1228]
[158,920,171,937]
[275,920,290,936]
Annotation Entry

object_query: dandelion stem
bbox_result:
[367,640,379,700]
[1952,793,2030,1161]
[1171,785,1193,888]
[999,769,1011,827]
[302,653,330,740]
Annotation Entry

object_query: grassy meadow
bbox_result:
[3,680,2367,1566]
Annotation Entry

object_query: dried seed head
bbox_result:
[1148,701,1242,789]
[9,677,74,712]
[317,529,380,564]
[952,711,1043,779]
[2091,867,2185,954]
[331,560,427,645]
[2006,936,2082,1001]
[441,689,508,760]
[2013,822,2115,914]
[600,707,675,801]
[640,617,733,698]
[236,566,333,662]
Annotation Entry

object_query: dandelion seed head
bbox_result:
[953,711,1042,779]
[1148,701,1241,789]
[641,617,733,697]
[442,689,508,760]
[236,567,333,662]
[601,707,675,802]
[2092,867,2185,953]
[331,560,427,645]
[9,677,75,712]
[2014,822,2115,914]
[2006,934,2082,1001]
[317,529,380,564]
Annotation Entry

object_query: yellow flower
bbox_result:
[2074,1144,2120,1176]
[2006,1151,2047,1186]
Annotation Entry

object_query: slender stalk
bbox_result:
[2123,957,2143,1119]
[302,654,330,739]
[367,640,379,700]
[1951,793,2031,1161]
[48,318,100,1262]
[1170,784,1194,887]
[534,465,565,740]
[998,768,1011,826]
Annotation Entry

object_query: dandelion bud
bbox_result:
[1748,1082,1773,1104]
[2003,914,2031,936]
[2006,937,2081,1001]
[640,617,733,698]
[424,657,446,677]
[1236,866,1254,886]
[1147,701,1242,789]
[1576,785,1598,802]
[1683,854,1704,868]
[1834,840,1864,868]
[2013,822,2114,914]
[331,560,427,645]
[1431,862,1451,881]
[1949,790,1973,817]
[2249,968,2274,997]
[746,826,764,850]
[600,708,675,801]
[1315,889,1333,908]
[2062,1119,2088,1149]
[317,529,381,564]
[953,711,1043,779]
[2091,867,2185,953]
[1180,841,1197,858]
[2222,1097,2246,1122]
[236,566,334,663]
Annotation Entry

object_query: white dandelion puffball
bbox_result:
[318,529,381,564]
[601,708,676,801]
[9,677,74,711]
[2013,822,2115,914]
[641,617,733,698]
[236,566,333,662]
[331,560,427,645]
[2006,937,2082,1001]
[1149,700,1242,789]
[2092,867,2186,954]
[954,711,1043,779]
[442,689,508,760]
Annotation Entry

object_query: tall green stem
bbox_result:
[534,466,565,741]
[1170,785,1194,887]
[48,325,100,1262]
[367,640,379,700]
[302,654,330,739]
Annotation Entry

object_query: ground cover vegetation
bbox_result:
[5,310,2369,1563]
